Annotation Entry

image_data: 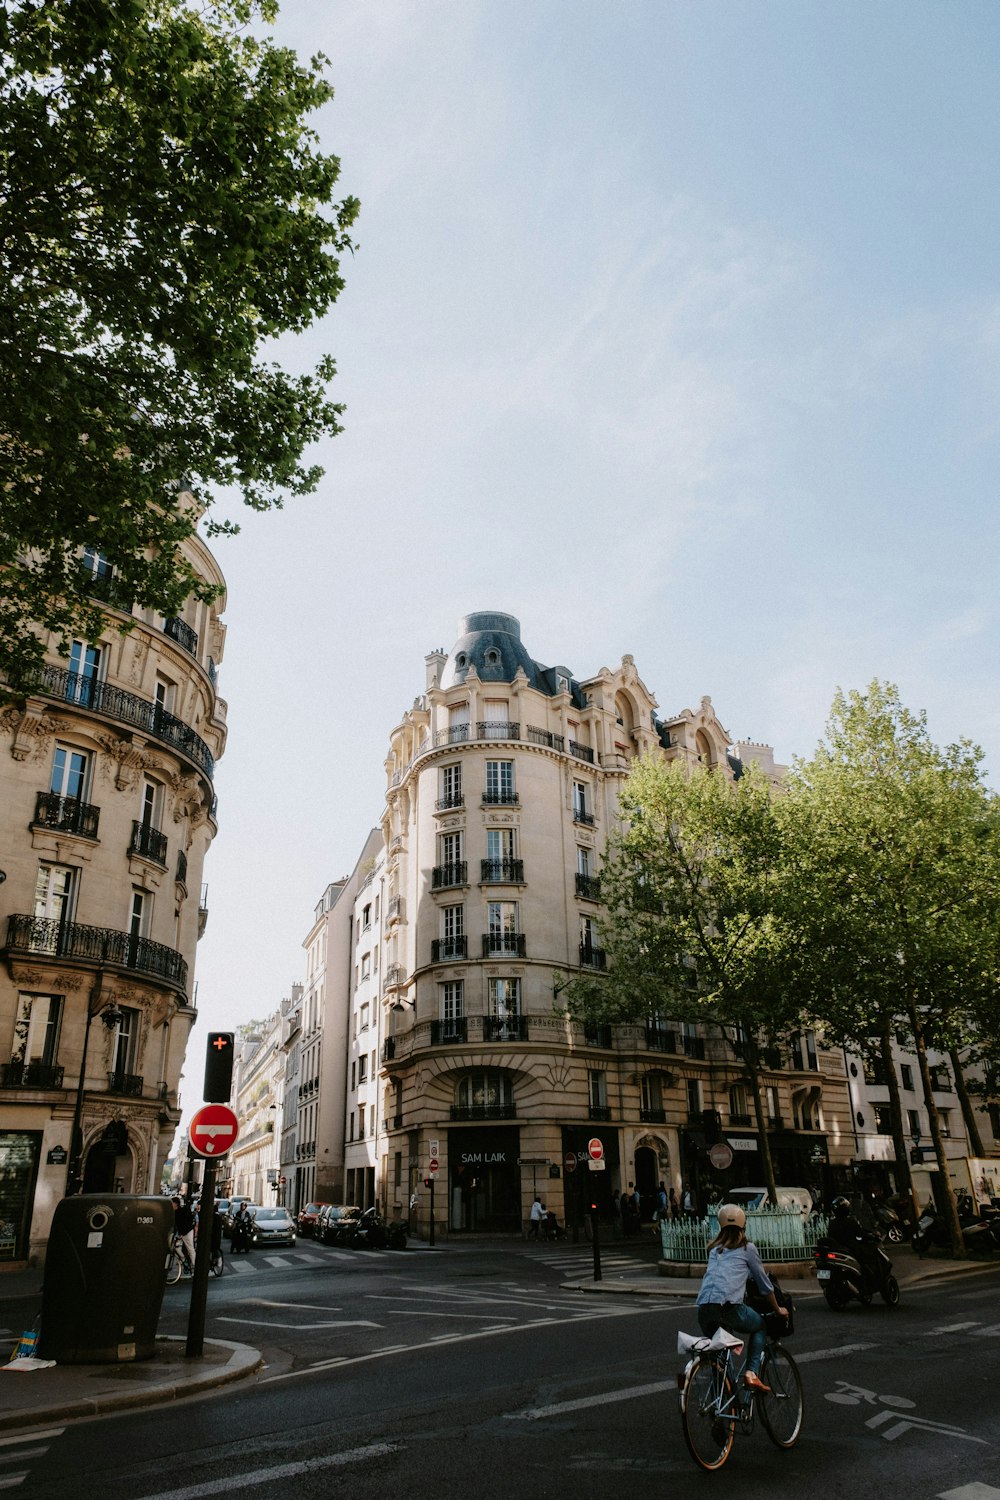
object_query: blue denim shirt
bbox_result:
[695,1242,774,1305]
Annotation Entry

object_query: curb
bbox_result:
[0,1337,262,1434]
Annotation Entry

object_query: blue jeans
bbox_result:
[697,1301,766,1376]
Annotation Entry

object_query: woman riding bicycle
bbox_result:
[695,1203,787,1392]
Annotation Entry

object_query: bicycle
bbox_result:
[166,1234,225,1282]
[678,1323,804,1470]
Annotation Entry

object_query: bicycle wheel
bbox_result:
[681,1356,736,1470]
[165,1249,182,1286]
[758,1345,804,1449]
[210,1249,225,1278]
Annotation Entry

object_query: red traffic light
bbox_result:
[423,1177,434,1188]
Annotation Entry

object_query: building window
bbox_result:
[874,1105,893,1135]
[900,1064,914,1090]
[34,863,75,927]
[486,827,515,866]
[440,830,463,865]
[938,1109,952,1139]
[51,745,90,801]
[488,977,520,1018]
[12,994,63,1070]
[363,903,372,929]
[66,640,102,706]
[457,1070,511,1112]
[729,1083,751,1123]
[485,760,516,803]
[361,953,371,980]
[111,1007,138,1078]
[792,1031,819,1071]
[349,1112,355,1142]
[572,781,590,821]
[360,1003,370,1031]
[686,1078,701,1114]
[440,763,463,807]
[577,847,591,877]
[351,1061,356,1091]
[441,980,464,1022]
[442,904,464,942]
[358,1055,367,1084]
[589,1070,608,1109]
[641,1073,662,1113]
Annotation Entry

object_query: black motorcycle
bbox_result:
[386,1217,409,1250]
[814,1233,900,1309]
[911,1204,1000,1257]
[873,1203,904,1244]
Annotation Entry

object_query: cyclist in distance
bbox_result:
[695,1203,788,1392]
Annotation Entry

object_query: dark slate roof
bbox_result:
[439,612,586,707]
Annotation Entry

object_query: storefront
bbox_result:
[0,1132,42,1263]
[448,1126,521,1232]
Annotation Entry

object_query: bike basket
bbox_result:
[750,1279,795,1338]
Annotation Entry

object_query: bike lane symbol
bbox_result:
[825,1382,987,1444]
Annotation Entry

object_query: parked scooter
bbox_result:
[386,1216,409,1250]
[873,1203,905,1244]
[911,1203,1000,1257]
[814,1232,900,1310]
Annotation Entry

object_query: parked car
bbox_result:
[250,1207,297,1248]
[296,1201,332,1238]
[318,1205,363,1245]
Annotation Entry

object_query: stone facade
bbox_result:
[0,533,226,1264]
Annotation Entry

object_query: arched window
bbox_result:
[456,1070,513,1119]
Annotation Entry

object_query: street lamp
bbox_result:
[65,976,123,1196]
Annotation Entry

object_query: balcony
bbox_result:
[640,1107,666,1123]
[385,963,406,988]
[645,1025,677,1053]
[477,721,520,741]
[107,1071,144,1096]
[381,1038,396,1063]
[435,725,470,746]
[588,1104,612,1121]
[391,1114,403,1130]
[482,789,519,806]
[569,740,595,764]
[483,1015,528,1042]
[526,725,565,751]
[163,616,199,656]
[436,792,464,810]
[431,862,467,890]
[5,914,188,990]
[32,664,215,777]
[573,808,595,827]
[482,932,527,958]
[480,858,524,884]
[129,820,168,866]
[728,1113,753,1127]
[681,1034,706,1060]
[450,1102,516,1121]
[575,873,601,901]
[431,1018,468,1045]
[579,942,607,970]
[584,1023,613,1049]
[386,895,404,922]
[431,936,468,962]
[0,1061,65,1088]
[32,791,100,840]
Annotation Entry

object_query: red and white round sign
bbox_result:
[189,1103,239,1158]
[429,1157,440,1173]
[587,1137,604,1162]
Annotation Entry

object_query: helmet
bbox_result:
[831,1196,851,1217]
[717,1203,747,1230]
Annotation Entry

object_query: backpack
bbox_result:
[750,1275,795,1338]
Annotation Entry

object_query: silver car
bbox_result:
[250,1207,297,1247]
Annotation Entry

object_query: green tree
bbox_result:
[782,682,1000,1252]
[566,755,801,1204]
[0,0,359,690]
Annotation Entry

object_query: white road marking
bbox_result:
[0,1449,49,1465]
[972,1324,1000,1337]
[262,1255,294,1267]
[123,1442,399,1500]
[0,1431,63,1449]
[795,1343,875,1363]
[243,1300,342,1312]
[508,1381,675,1419]
[384,1310,518,1321]
[215,1317,381,1331]
[925,1321,981,1335]
[940,1486,1000,1500]
[0,1474,29,1490]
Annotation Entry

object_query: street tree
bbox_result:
[781,682,1000,1252]
[566,755,801,1205]
[0,0,359,691]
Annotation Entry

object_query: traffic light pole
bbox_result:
[428,1176,435,1247]
[590,1194,602,1282]
[185,1154,217,1358]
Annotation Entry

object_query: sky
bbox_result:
[180,0,1000,1114]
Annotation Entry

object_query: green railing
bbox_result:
[659,1206,829,1263]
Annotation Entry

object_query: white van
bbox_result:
[726,1186,815,1218]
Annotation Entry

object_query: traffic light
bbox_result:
[204,1031,235,1102]
[423,1177,434,1188]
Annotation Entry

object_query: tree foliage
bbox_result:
[0,0,359,689]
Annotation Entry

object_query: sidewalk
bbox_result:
[0,1264,261,1435]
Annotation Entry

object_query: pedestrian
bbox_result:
[529,1195,543,1239]
[610,1189,622,1238]
[669,1186,680,1222]
[683,1182,697,1220]
[695,1204,787,1392]
[172,1195,196,1271]
[657,1181,668,1220]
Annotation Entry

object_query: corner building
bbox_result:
[380,613,851,1236]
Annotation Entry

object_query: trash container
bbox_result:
[39,1194,174,1363]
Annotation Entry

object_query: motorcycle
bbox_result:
[386,1216,409,1251]
[910,1204,1000,1257]
[873,1203,904,1244]
[814,1233,900,1309]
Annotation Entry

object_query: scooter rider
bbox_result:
[829,1196,882,1282]
[695,1203,788,1393]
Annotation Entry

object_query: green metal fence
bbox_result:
[659,1206,829,1263]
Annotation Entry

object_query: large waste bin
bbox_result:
[39,1195,173,1363]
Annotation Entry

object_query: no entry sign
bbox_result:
[587,1137,604,1161]
[189,1103,239,1158]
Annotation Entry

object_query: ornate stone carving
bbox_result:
[96,733,163,791]
[167,771,203,824]
[1,706,69,762]
[543,1060,574,1092]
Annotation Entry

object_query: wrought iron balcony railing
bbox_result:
[645,1025,677,1053]
[584,1023,613,1049]
[579,942,607,970]
[477,721,520,741]
[385,963,406,988]
[430,1018,468,1045]
[681,1034,706,1060]
[449,1102,516,1121]
[569,740,594,763]
[435,725,470,746]
[5,914,188,990]
[31,664,215,777]
[575,873,601,900]
[482,1015,528,1042]
[163,616,199,655]
[480,858,524,884]
[431,936,468,962]
[387,895,404,922]
[435,792,464,810]
[108,1072,144,1096]
[129,820,168,865]
[526,725,565,751]
[0,1061,65,1089]
[588,1104,612,1121]
[639,1107,666,1123]
[573,808,595,827]
[32,791,100,840]
[431,862,467,889]
[482,932,526,958]
[482,790,519,805]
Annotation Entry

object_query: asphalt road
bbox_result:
[9,1238,1000,1500]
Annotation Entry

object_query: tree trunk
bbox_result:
[879,1023,919,1226]
[949,1047,985,1157]
[911,1005,965,1257]
[746,1032,779,1203]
